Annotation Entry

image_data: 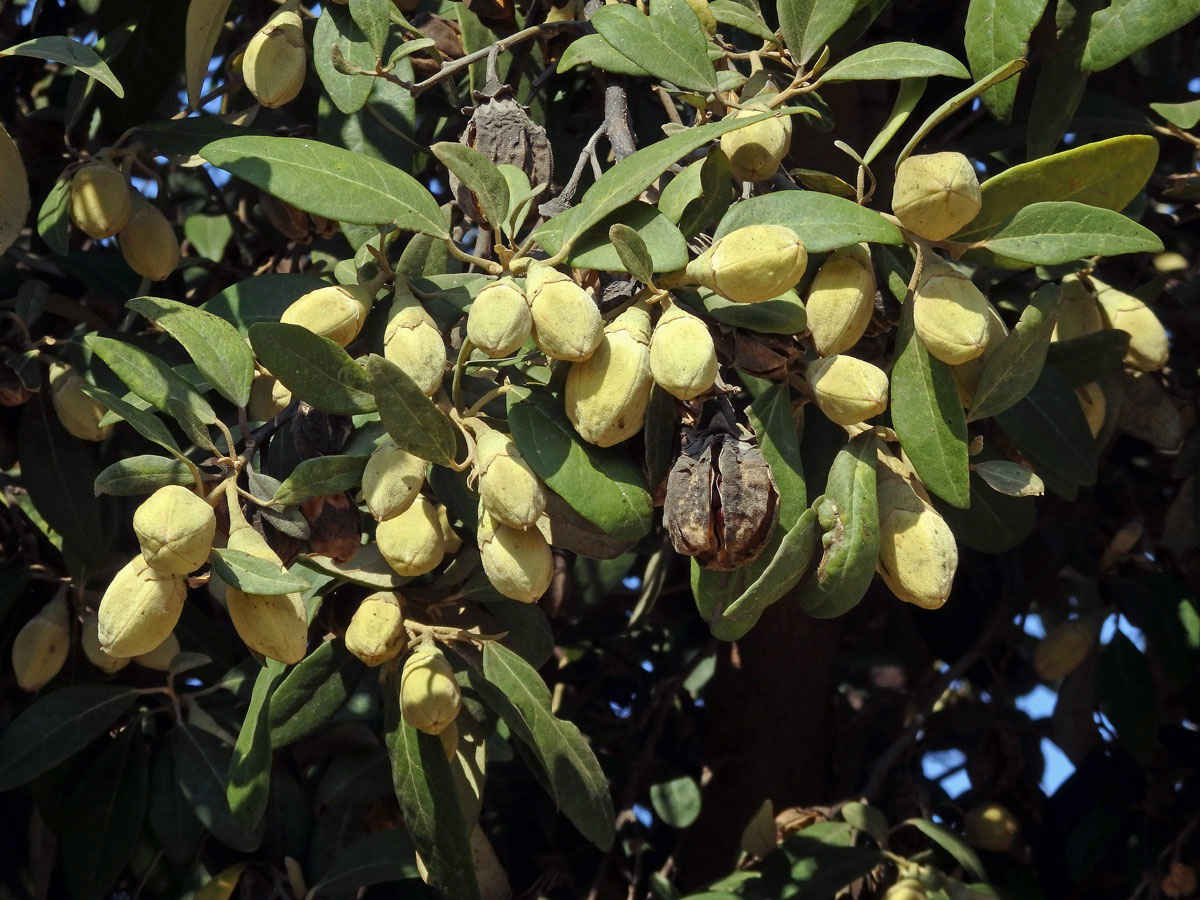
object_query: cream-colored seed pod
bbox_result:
[1076,382,1106,438]
[1092,276,1169,372]
[69,161,131,239]
[400,644,461,735]
[248,373,291,421]
[565,304,653,447]
[885,879,926,900]
[478,511,554,603]
[118,198,180,281]
[806,355,889,425]
[1033,618,1097,681]
[345,592,408,666]
[362,440,426,521]
[1051,274,1103,343]
[438,719,460,761]
[98,555,188,657]
[720,98,792,184]
[271,378,293,410]
[243,7,307,108]
[12,595,70,691]
[892,152,981,241]
[685,225,807,304]
[649,302,718,400]
[526,263,604,361]
[81,611,128,674]
[134,631,181,671]
[383,282,446,396]
[913,268,991,365]
[437,505,462,554]
[950,301,1008,407]
[376,496,445,577]
[467,277,532,358]
[49,363,111,441]
[133,484,217,575]
[876,469,957,610]
[474,426,546,528]
[806,243,876,357]
[282,283,374,347]
[964,803,1020,853]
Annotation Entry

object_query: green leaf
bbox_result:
[819,41,970,82]
[1150,98,1200,129]
[890,302,970,508]
[172,725,261,852]
[863,77,927,164]
[708,0,780,43]
[507,385,652,543]
[994,366,1097,486]
[713,190,903,250]
[249,323,376,416]
[0,35,124,97]
[349,0,391,56]
[0,686,137,791]
[537,201,690,274]
[935,470,1036,553]
[384,694,480,900]
[210,548,312,594]
[956,135,1160,242]
[964,0,1049,120]
[974,201,1162,267]
[679,148,735,239]
[973,460,1044,497]
[692,287,810,335]
[308,830,420,898]
[757,826,884,898]
[202,272,331,335]
[316,747,393,807]
[557,34,652,77]
[227,661,286,833]
[1082,0,1200,72]
[609,223,656,286]
[778,0,857,65]
[841,801,890,845]
[201,136,446,236]
[591,4,717,92]
[94,455,195,496]
[271,454,368,506]
[148,744,204,864]
[269,640,365,747]
[183,213,234,262]
[127,296,256,408]
[1096,632,1159,764]
[1025,0,1094,159]
[1046,329,1131,387]
[433,142,511,231]
[968,284,1060,420]
[650,776,702,829]
[37,174,71,256]
[745,385,806,525]
[481,642,616,850]
[364,355,458,466]
[900,818,986,880]
[194,865,248,900]
[79,385,183,457]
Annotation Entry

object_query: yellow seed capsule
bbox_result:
[69,161,131,239]
[1092,276,1169,372]
[474,425,546,528]
[118,198,180,281]
[467,277,532,358]
[720,97,792,184]
[950,301,1008,407]
[12,595,70,691]
[134,631,181,671]
[478,510,554,603]
[133,484,217,575]
[806,243,876,357]
[1033,618,1097,681]
[345,591,408,666]
[913,267,991,365]
[98,555,188,657]
[876,468,957,610]
[400,644,461,735]
[81,611,128,674]
[885,881,926,900]
[686,225,808,304]
[891,152,981,241]
[282,283,374,347]
[565,303,653,447]
[376,496,445,577]
[526,263,604,361]
[1075,381,1106,437]
[806,355,889,425]
[362,440,426,521]
[438,719,459,760]
[436,504,462,554]
[49,362,111,441]
[649,302,718,400]
[1051,274,1103,343]
[248,373,290,421]
[383,281,446,396]
[964,803,1020,853]
[243,7,307,109]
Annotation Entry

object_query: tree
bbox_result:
[0,0,1198,897]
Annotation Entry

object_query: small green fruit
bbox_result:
[565,303,653,446]
[805,243,876,357]
[133,484,217,575]
[474,424,546,528]
[478,510,554,603]
[467,277,532,358]
[400,644,461,735]
[376,496,445,577]
[383,281,446,396]
[686,225,807,304]
[964,802,1020,852]
[118,197,180,281]
[913,267,991,365]
[97,555,187,657]
[12,595,70,691]
[807,355,889,425]
[892,152,981,241]
[345,591,407,666]
[243,7,307,108]
[282,283,374,347]
[649,301,718,401]
[362,440,426,521]
[69,161,131,239]
[526,263,604,361]
[876,465,957,609]
[49,363,111,442]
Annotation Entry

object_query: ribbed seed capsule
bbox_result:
[118,197,180,281]
[362,440,426,521]
[806,355,889,425]
[1033,618,1097,680]
[98,555,188,657]
[526,263,604,361]
[134,632,181,671]
[806,243,876,356]
[473,424,546,528]
[134,484,217,575]
[248,373,291,421]
[649,302,718,400]
[81,611,128,674]
[950,301,1008,407]
[384,281,446,396]
[565,304,653,447]
[12,595,70,691]
[467,277,531,358]
[686,225,807,304]
[282,283,374,347]
[400,644,461,735]
[876,466,957,609]
[243,7,307,108]
[478,510,554,603]
[1092,276,1169,371]
[1051,274,1103,342]
[345,592,408,666]
[891,152,981,241]
[913,267,991,365]
[49,362,111,441]
[720,95,792,183]
[376,495,445,577]
[69,161,131,239]
[964,803,1020,852]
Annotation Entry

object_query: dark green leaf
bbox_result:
[964,0,1049,120]
[79,385,183,457]
[148,744,204,863]
[935,471,1036,553]
[901,818,986,880]
[308,830,420,899]
[172,724,260,852]
[316,747,393,808]
[537,201,690,274]
[249,323,376,416]
[650,776,702,829]
[1082,0,1200,71]
[433,142,511,232]
[94,455,195,496]
[714,190,903,250]
[557,34,652,77]
[202,273,331,335]
[973,460,1044,497]
[37,174,71,256]
[819,41,970,82]
[591,4,717,92]
[968,284,1060,420]
[609,223,656,286]
[1150,98,1200,129]
[271,454,368,506]
[778,0,857,65]
[1096,632,1158,764]
[995,366,1097,486]
[365,354,458,466]
[269,640,365,747]
[227,661,286,832]
[745,385,806,526]
[210,548,311,594]
[695,287,808,334]
[0,35,124,96]
[349,0,391,57]
[974,201,1162,267]
[708,0,779,43]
